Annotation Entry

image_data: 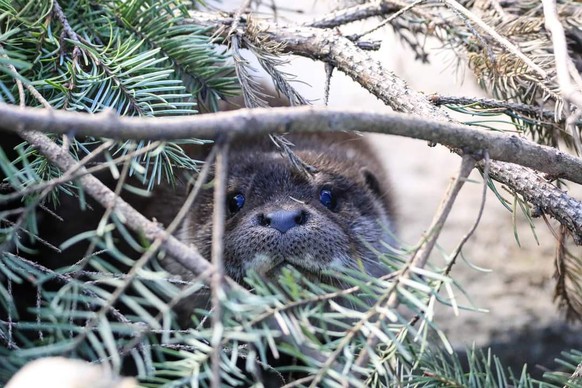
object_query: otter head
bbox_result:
[177,135,397,285]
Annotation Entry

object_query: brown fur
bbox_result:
[146,132,398,285]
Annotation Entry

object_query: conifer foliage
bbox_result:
[1,0,582,387]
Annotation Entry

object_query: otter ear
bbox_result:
[361,168,382,196]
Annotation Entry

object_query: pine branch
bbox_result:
[306,0,582,147]
[2,103,582,186]
[15,129,213,279]
[102,0,238,111]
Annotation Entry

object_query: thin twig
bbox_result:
[210,141,229,388]
[446,152,490,273]
[429,94,565,122]
[411,155,477,269]
[306,0,417,29]
[353,154,477,371]
[348,0,425,41]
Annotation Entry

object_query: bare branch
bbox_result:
[210,142,229,388]
[306,0,411,29]
[348,0,425,41]
[409,155,477,270]
[3,103,582,187]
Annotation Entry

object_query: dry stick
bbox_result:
[210,142,229,388]
[542,0,582,155]
[3,104,582,187]
[6,104,582,239]
[447,153,490,274]
[429,95,568,122]
[7,103,582,245]
[411,155,477,269]
[306,0,421,29]
[352,154,477,372]
[348,0,425,41]
[415,154,491,332]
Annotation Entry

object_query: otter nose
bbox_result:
[260,209,307,233]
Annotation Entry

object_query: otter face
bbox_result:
[176,140,397,285]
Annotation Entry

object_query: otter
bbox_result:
[146,132,398,286]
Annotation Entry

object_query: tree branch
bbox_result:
[305,0,425,29]
[210,142,228,388]
[2,103,582,186]
[15,130,214,278]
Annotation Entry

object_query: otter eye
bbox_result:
[319,188,336,210]
[228,193,245,214]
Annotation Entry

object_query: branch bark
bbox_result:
[2,104,582,186]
